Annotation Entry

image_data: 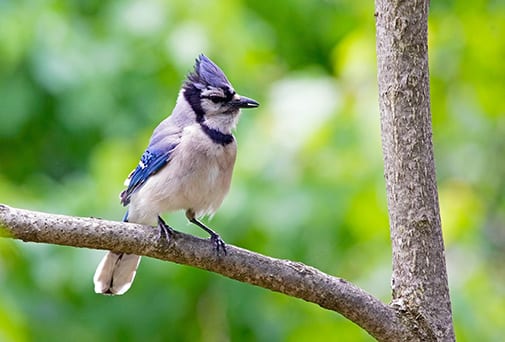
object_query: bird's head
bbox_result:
[183,54,259,126]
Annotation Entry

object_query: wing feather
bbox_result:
[120,145,177,206]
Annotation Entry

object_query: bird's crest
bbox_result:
[186,54,231,89]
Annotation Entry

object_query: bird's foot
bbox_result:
[209,232,227,256]
[187,214,227,256]
[157,216,174,243]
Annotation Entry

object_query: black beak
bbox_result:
[231,95,259,109]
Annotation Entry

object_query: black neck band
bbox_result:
[200,123,233,146]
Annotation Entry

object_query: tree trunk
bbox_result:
[375,0,455,340]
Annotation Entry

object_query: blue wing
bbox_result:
[120,145,177,206]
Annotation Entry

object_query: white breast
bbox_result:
[127,124,237,225]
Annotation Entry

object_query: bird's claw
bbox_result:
[210,233,227,256]
[158,216,174,243]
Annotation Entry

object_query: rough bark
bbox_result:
[375,0,455,340]
[0,204,410,341]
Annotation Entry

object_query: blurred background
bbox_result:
[0,0,504,341]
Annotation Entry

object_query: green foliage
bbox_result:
[1,0,504,340]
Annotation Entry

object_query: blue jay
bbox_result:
[93,54,259,295]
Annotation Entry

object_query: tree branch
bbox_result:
[1,203,409,341]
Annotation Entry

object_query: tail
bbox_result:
[93,251,141,295]
[93,210,142,295]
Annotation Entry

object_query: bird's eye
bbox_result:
[208,95,224,103]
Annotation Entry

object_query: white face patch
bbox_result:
[200,86,238,117]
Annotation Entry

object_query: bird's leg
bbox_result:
[186,210,227,255]
[157,215,174,242]
[191,218,227,256]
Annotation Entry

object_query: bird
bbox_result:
[93,54,259,295]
